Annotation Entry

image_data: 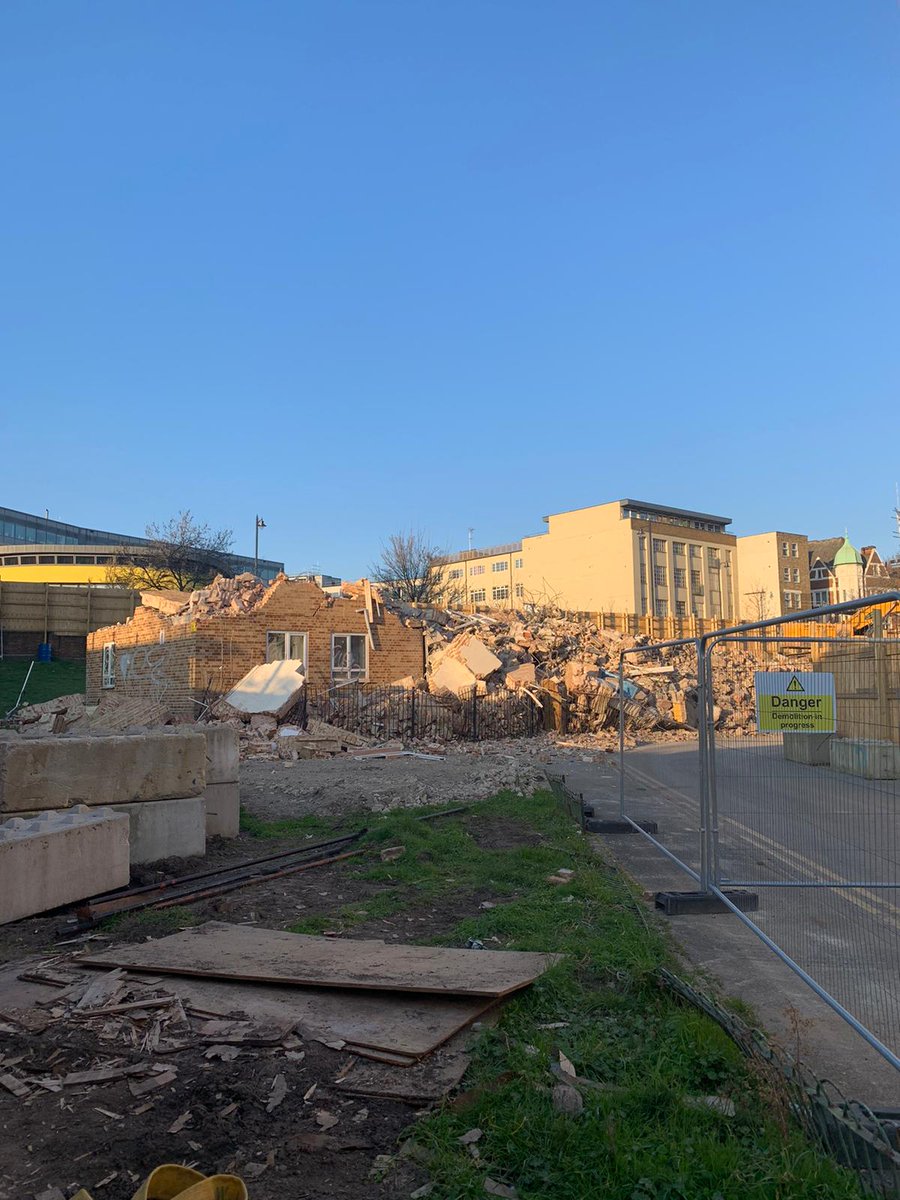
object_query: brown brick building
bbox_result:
[86,577,425,717]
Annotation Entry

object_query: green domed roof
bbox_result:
[834,537,863,567]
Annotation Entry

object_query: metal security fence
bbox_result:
[297,683,541,742]
[615,592,900,1077]
[707,625,900,1071]
[552,777,900,1193]
[615,637,707,882]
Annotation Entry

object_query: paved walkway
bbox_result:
[548,751,900,1109]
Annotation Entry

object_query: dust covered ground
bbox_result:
[238,745,551,821]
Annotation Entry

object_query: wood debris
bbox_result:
[128,1070,177,1098]
[266,1074,287,1113]
[167,1110,192,1134]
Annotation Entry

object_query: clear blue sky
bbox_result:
[2,1,898,576]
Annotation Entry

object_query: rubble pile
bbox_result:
[181,572,270,618]
[13,692,176,736]
[378,596,802,738]
[207,700,379,761]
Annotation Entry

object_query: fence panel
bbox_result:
[299,683,541,743]
[616,638,707,883]
[707,629,900,1066]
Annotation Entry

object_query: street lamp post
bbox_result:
[254,516,266,577]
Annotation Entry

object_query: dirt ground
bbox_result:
[239,749,549,820]
[0,778,555,1200]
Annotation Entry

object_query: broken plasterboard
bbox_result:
[223,660,306,719]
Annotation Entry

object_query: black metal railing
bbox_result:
[293,683,541,743]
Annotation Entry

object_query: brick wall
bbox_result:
[87,579,425,718]
[87,607,199,716]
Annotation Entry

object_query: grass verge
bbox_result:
[0,659,85,714]
[332,791,864,1199]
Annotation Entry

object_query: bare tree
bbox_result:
[106,511,235,592]
[371,531,447,606]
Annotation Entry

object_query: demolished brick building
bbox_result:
[86,575,425,718]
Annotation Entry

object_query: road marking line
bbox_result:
[620,760,900,930]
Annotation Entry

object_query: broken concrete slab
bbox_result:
[445,634,502,680]
[203,782,240,839]
[0,806,129,924]
[223,660,306,720]
[110,797,206,864]
[430,657,478,698]
[0,732,206,814]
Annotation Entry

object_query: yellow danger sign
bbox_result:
[755,671,836,733]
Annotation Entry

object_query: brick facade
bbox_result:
[86,578,425,717]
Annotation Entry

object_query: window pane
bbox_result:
[332,637,348,669]
[288,633,306,662]
[350,636,366,670]
[266,632,286,662]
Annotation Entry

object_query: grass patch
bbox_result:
[341,791,864,1199]
[0,659,85,715]
[101,905,202,939]
[238,810,338,840]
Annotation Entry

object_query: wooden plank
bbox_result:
[80,922,560,998]
[117,972,498,1059]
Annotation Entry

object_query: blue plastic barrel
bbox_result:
[37,642,52,662]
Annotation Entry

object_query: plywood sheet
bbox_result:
[164,973,495,1058]
[80,921,560,998]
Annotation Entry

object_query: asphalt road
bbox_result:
[621,739,900,1077]
[553,745,900,1105]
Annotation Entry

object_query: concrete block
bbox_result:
[0,805,129,925]
[202,724,240,784]
[203,782,240,838]
[430,656,478,697]
[830,738,900,780]
[111,797,206,864]
[0,732,206,813]
[224,660,306,719]
[783,732,833,766]
[447,634,503,680]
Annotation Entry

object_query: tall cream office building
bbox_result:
[440,498,739,621]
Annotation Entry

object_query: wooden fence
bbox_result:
[0,582,139,659]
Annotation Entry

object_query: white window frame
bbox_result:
[331,633,368,683]
[470,565,485,576]
[514,582,524,598]
[449,568,463,580]
[101,642,116,688]
[491,561,508,573]
[514,557,523,569]
[492,585,509,601]
[266,630,308,670]
[653,565,666,588]
[471,588,486,603]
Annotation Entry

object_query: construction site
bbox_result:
[1,567,899,1199]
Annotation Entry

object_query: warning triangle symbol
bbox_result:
[786,675,805,693]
